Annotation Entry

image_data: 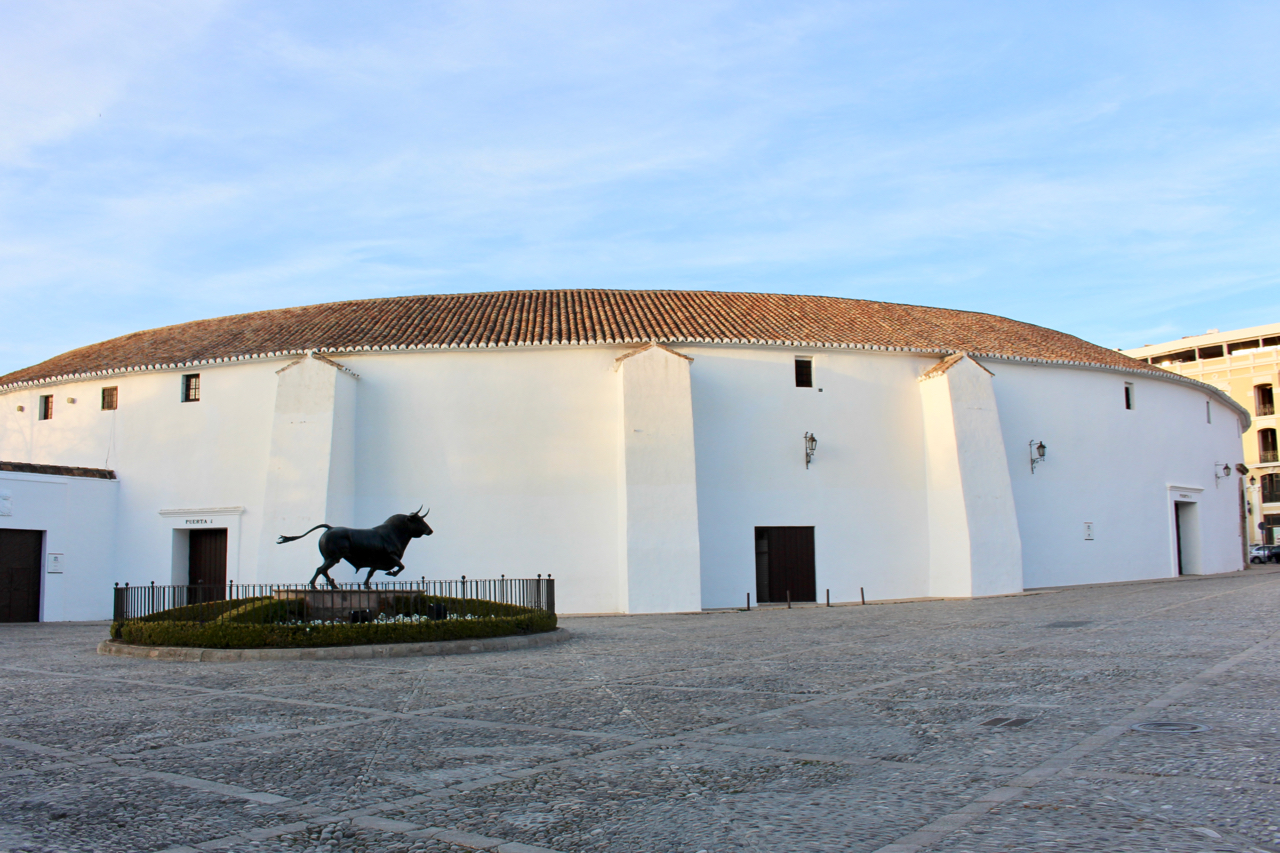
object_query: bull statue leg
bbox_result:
[362,567,380,589]
[309,557,343,590]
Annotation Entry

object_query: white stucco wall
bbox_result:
[616,345,702,614]
[0,362,279,616]
[0,470,118,621]
[341,346,625,615]
[988,361,1245,587]
[919,357,1023,598]
[0,340,1248,619]
[256,355,358,586]
[689,346,932,609]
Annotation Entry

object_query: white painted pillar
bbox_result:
[255,353,358,586]
[919,354,1023,597]
[615,343,703,613]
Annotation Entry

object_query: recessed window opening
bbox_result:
[1260,428,1278,464]
[794,357,813,388]
[1228,339,1261,354]
[1160,349,1197,365]
[1198,345,1224,360]
[37,395,53,420]
[1264,336,1280,349]
[1262,474,1280,505]
[101,386,118,411]
[1124,382,1134,410]
[1256,384,1273,416]
[181,374,200,403]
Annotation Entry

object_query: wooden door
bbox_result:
[189,529,227,599]
[755,526,816,603]
[0,529,43,622]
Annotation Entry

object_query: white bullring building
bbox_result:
[0,290,1251,621]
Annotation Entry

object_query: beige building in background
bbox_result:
[1124,323,1280,546]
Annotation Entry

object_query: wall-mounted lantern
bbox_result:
[804,432,817,469]
[1029,440,1047,473]
[1250,475,1258,487]
[1214,463,1233,485]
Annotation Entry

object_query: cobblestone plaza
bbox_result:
[2,570,1279,853]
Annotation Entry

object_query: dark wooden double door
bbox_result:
[755,526,816,603]
[1,529,43,622]
[189,529,228,601]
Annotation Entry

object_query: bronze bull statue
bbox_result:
[277,507,433,589]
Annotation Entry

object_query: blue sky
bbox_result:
[3,1,1278,375]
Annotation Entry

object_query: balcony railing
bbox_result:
[1258,403,1275,416]
[1261,451,1279,463]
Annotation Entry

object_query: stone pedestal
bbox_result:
[273,588,422,623]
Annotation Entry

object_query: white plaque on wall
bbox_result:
[47,553,64,574]
[0,489,11,516]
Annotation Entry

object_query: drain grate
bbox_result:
[1046,620,1092,628]
[1131,721,1211,734]
[981,717,1033,728]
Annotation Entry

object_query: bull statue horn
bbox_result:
[413,505,423,516]
[424,507,429,516]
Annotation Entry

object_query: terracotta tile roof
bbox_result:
[0,289,1171,390]
[0,461,116,479]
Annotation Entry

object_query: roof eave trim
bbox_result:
[0,337,1186,399]
[970,353,1252,430]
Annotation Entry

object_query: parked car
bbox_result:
[1249,545,1280,563]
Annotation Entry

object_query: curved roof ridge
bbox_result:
[1,288,1170,392]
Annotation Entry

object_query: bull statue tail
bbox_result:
[276,524,332,545]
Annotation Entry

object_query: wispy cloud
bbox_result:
[2,1,1279,373]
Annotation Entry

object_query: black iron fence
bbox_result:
[112,576,555,623]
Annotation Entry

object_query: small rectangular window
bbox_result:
[101,387,118,410]
[794,357,813,388]
[1124,382,1134,410]
[1206,401,1212,423]
[38,395,53,420]
[1198,345,1224,360]
[182,373,200,402]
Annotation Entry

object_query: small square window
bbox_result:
[38,395,53,420]
[102,386,118,410]
[795,357,813,388]
[1124,382,1134,410]
[182,374,200,403]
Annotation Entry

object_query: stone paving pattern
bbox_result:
[2,568,1278,853]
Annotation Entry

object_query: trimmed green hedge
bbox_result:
[219,597,310,624]
[136,597,247,623]
[110,593,556,649]
[390,593,537,619]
